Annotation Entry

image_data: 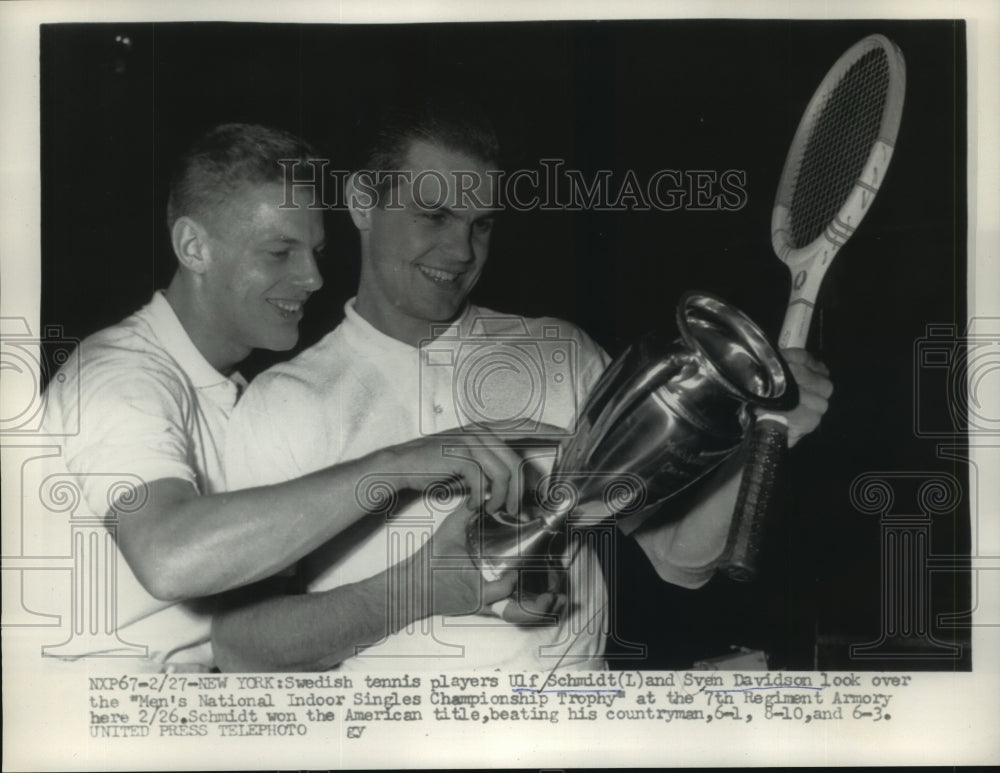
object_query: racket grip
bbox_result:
[722,417,789,582]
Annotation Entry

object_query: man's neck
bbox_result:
[354,290,468,349]
[163,275,247,375]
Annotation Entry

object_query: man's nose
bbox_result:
[441,223,476,264]
[293,250,324,291]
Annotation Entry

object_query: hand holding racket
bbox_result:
[722,34,907,581]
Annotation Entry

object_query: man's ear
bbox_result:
[345,172,375,232]
[171,216,211,274]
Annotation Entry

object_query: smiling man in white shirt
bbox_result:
[215,100,834,672]
[42,123,523,671]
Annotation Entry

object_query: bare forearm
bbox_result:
[211,569,428,672]
[211,505,516,672]
[120,452,391,600]
[627,455,742,587]
[123,430,529,602]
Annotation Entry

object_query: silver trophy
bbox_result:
[467,291,797,579]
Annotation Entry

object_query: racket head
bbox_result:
[771,34,907,273]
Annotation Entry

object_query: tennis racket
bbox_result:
[722,34,907,581]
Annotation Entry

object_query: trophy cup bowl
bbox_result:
[467,291,797,580]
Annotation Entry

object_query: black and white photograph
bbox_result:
[2,1,998,769]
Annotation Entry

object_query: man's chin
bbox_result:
[260,330,299,353]
[421,298,468,324]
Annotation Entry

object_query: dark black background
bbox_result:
[40,19,970,670]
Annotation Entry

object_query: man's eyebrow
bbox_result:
[261,234,325,249]
[446,207,500,221]
[408,200,499,218]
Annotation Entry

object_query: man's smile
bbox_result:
[266,298,307,317]
[417,265,462,284]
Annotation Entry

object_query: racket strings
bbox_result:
[788,48,891,249]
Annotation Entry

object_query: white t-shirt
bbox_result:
[226,299,612,671]
[38,291,246,671]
